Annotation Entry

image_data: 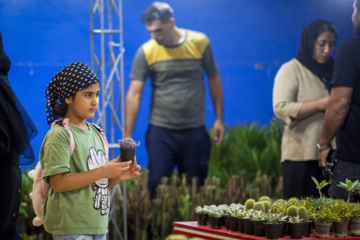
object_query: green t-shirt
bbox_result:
[40,123,109,235]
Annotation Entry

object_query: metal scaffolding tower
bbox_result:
[90,0,127,239]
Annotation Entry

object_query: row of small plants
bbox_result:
[195,178,360,239]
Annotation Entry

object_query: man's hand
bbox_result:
[213,119,225,145]
[318,148,331,168]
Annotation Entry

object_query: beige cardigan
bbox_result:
[273,59,330,162]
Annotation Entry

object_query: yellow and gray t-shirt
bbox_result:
[40,124,109,235]
[130,29,219,129]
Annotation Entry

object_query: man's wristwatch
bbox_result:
[317,143,331,152]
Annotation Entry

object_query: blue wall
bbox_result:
[0,0,356,169]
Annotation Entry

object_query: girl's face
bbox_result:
[65,82,100,122]
[312,31,336,64]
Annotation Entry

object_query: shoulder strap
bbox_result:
[51,118,75,156]
[90,123,109,158]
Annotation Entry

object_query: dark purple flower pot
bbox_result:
[237,217,245,233]
[265,223,283,239]
[229,216,238,231]
[243,218,254,235]
[253,220,266,236]
[120,148,135,162]
[224,215,231,229]
[209,216,222,229]
[288,222,304,238]
[196,213,208,226]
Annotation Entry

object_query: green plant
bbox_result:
[288,215,303,223]
[263,212,286,223]
[337,179,360,204]
[314,204,342,223]
[287,206,298,217]
[327,199,353,222]
[311,177,329,203]
[245,198,255,210]
[262,201,271,213]
[259,196,272,203]
[209,209,222,218]
[254,202,265,212]
[297,207,309,222]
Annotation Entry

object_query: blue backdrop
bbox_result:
[0,0,356,169]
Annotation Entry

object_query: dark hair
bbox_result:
[52,101,68,120]
[140,2,173,23]
[319,22,337,42]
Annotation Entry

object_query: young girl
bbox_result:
[40,62,141,240]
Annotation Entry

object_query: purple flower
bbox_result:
[118,138,140,149]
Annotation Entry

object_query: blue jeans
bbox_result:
[146,125,211,197]
[53,234,106,240]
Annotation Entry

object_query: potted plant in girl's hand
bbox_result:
[288,215,304,239]
[118,138,140,163]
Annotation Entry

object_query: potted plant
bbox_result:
[252,210,266,236]
[349,203,360,236]
[337,178,360,204]
[237,209,247,233]
[328,199,352,237]
[208,208,223,229]
[118,138,140,162]
[288,215,304,238]
[243,209,255,235]
[195,206,209,226]
[298,206,312,237]
[313,205,340,238]
[264,212,286,239]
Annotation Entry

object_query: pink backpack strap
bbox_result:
[90,123,109,158]
[51,118,75,156]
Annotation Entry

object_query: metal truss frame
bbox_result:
[90,0,127,239]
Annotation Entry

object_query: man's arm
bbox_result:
[125,80,145,138]
[208,72,224,145]
[318,85,353,167]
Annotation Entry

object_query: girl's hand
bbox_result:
[101,157,132,179]
[120,156,141,181]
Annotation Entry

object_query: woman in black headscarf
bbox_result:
[0,32,38,239]
[272,20,337,199]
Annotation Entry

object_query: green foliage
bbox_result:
[245,198,255,210]
[263,212,286,223]
[259,196,272,203]
[262,201,271,213]
[270,199,288,215]
[337,179,360,204]
[207,120,282,194]
[297,207,309,222]
[314,205,342,223]
[287,206,298,217]
[288,215,303,223]
[253,202,265,212]
[311,177,329,202]
[326,199,352,222]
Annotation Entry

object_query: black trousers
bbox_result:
[0,159,22,240]
[282,160,327,199]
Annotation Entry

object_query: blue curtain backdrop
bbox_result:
[0,0,355,169]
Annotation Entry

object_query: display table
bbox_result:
[173,221,360,240]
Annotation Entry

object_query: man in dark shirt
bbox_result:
[318,0,360,200]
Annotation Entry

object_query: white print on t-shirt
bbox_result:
[87,147,110,215]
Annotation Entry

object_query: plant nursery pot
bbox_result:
[350,219,360,236]
[196,213,208,226]
[303,221,313,237]
[229,216,239,231]
[209,216,222,229]
[252,220,266,236]
[288,222,304,238]
[265,223,283,239]
[119,148,135,162]
[333,221,349,238]
[280,221,288,237]
[224,215,231,229]
[237,217,245,233]
[315,222,332,238]
[243,218,254,235]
